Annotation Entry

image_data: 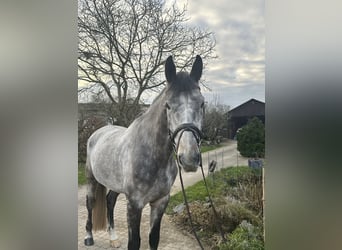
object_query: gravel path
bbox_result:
[78,140,248,249]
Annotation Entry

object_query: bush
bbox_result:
[78,116,106,163]
[237,117,265,158]
[202,102,229,142]
[167,167,264,249]
[220,221,264,250]
[171,200,261,235]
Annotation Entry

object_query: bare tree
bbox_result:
[78,0,216,126]
[202,96,230,143]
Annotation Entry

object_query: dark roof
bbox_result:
[228,98,265,117]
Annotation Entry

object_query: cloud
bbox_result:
[80,0,265,108]
[180,0,265,107]
[203,83,265,108]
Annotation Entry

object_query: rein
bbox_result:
[169,124,226,249]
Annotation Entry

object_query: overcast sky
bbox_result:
[173,0,265,109]
[79,0,265,110]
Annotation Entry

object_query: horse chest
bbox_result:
[130,160,177,204]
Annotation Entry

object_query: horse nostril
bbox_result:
[178,153,200,166]
[193,153,200,163]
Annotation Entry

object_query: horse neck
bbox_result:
[131,95,172,155]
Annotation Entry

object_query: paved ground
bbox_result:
[171,140,248,195]
[78,140,248,250]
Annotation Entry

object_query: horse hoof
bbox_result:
[84,237,94,246]
[110,239,121,248]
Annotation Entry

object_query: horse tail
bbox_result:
[92,183,107,231]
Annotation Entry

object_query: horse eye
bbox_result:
[165,102,171,110]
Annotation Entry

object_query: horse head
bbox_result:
[164,55,205,172]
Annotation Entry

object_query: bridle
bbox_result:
[168,123,226,249]
[168,123,203,157]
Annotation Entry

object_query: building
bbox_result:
[78,102,150,125]
[227,98,265,139]
[78,103,111,121]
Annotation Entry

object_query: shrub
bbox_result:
[212,200,262,234]
[202,102,230,142]
[237,117,265,158]
[167,167,264,249]
[172,200,261,235]
[78,116,106,163]
[220,221,264,250]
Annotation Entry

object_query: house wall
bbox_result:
[227,99,265,139]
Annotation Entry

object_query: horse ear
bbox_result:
[190,55,203,82]
[165,56,176,84]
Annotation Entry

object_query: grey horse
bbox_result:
[84,55,205,250]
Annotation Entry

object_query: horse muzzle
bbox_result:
[169,123,203,172]
[175,131,201,172]
[177,150,200,172]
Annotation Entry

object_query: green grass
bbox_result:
[166,166,261,214]
[201,144,223,153]
[78,163,87,186]
[166,180,212,214]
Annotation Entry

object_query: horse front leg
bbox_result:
[127,199,143,250]
[149,195,170,250]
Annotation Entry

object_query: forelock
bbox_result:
[166,72,198,95]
